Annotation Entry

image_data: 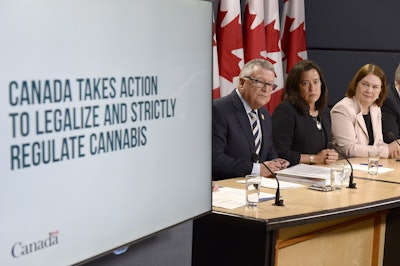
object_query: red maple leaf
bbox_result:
[281,16,307,72]
[217,10,243,82]
[264,19,280,53]
[243,5,266,62]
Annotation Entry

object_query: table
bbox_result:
[192,158,400,266]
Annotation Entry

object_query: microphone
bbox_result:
[388,132,400,146]
[251,152,284,206]
[328,142,356,189]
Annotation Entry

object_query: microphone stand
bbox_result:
[251,152,284,206]
[328,143,356,189]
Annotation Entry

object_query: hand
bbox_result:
[316,149,338,164]
[212,181,219,192]
[260,159,288,177]
[324,149,339,164]
[388,141,400,158]
[272,158,290,169]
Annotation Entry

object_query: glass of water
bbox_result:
[245,175,261,207]
[330,163,345,190]
[368,147,380,175]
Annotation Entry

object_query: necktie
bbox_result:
[249,110,261,155]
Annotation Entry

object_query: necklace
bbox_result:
[312,116,322,130]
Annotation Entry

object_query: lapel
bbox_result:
[351,97,369,139]
[319,109,331,141]
[369,105,381,144]
[257,110,266,131]
[230,91,256,150]
[356,112,369,139]
[257,109,267,158]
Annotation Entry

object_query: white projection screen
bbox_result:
[0,0,212,265]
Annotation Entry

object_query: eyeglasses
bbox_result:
[360,80,381,90]
[299,79,321,87]
[244,76,277,91]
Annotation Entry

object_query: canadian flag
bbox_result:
[215,0,244,97]
[242,0,284,114]
[212,13,220,99]
[242,0,266,63]
[214,0,307,113]
[280,0,308,76]
[264,0,285,113]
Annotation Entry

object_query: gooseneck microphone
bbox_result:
[251,152,284,206]
[328,142,356,189]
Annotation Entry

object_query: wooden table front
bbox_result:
[193,158,400,266]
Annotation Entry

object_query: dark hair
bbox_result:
[282,60,328,114]
[345,63,387,107]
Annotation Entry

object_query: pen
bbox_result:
[360,163,383,167]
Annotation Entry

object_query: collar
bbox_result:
[236,88,256,115]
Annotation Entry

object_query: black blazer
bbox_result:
[212,90,277,180]
[272,101,333,166]
[382,83,400,143]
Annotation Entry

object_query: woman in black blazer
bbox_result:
[272,60,338,166]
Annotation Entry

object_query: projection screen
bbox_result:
[0,0,212,265]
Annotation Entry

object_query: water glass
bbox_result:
[330,163,345,190]
[245,175,261,207]
[368,147,380,175]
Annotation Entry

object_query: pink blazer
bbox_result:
[330,96,389,158]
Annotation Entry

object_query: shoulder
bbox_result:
[213,91,239,110]
[386,83,398,100]
[276,101,295,110]
[334,96,353,106]
[213,91,233,105]
[331,97,356,113]
[370,104,382,115]
[273,101,297,115]
[382,85,400,110]
[382,97,398,112]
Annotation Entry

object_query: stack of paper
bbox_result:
[275,164,330,186]
[236,177,303,189]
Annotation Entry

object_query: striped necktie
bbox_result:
[249,110,261,155]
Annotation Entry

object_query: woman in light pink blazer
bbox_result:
[331,64,400,158]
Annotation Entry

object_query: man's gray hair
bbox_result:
[239,59,275,79]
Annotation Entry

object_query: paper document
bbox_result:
[212,187,275,210]
[346,164,394,174]
[275,163,330,186]
[236,177,303,189]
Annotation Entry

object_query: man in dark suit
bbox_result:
[212,59,289,181]
[382,64,400,143]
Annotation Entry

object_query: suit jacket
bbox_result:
[272,101,333,166]
[330,96,389,158]
[212,90,277,180]
[381,83,400,143]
